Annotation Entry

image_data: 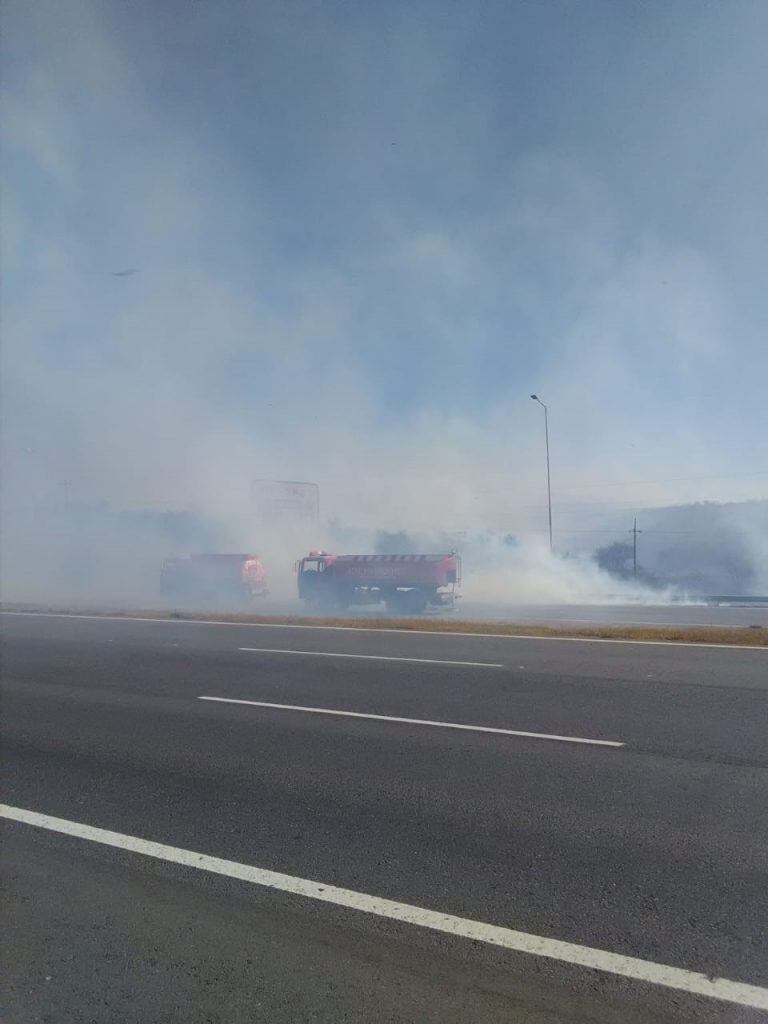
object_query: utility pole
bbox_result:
[629,516,642,577]
[530,395,553,553]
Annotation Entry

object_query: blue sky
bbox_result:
[2,0,767,531]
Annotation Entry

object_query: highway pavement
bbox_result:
[2,611,767,1022]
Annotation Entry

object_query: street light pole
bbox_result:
[530,394,553,553]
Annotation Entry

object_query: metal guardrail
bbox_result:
[704,596,768,606]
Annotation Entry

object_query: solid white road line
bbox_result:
[238,647,503,667]
[198,695,623,747]
[2,611,765,650]
[2,803,766,1011]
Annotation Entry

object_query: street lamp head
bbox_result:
[530,394,538,400]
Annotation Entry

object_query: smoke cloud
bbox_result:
[2,0,766,608]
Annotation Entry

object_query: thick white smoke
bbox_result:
[2,0,766,608]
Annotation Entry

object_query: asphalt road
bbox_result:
[2,611,767,1023]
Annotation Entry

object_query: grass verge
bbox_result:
[2,603,767,646]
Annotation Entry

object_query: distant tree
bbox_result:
[594,540,660,586]
[594,541,635,580]
[375,530,417,554]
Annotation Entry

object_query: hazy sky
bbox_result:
[3,0,767,532]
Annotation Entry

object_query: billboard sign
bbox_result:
[251,480,319,522]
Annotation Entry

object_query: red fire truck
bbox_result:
[296,551,460,613]
[160,554,267,604]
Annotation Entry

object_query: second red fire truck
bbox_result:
[296,550,461,613]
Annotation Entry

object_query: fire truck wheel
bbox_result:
[389,589,427,615]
